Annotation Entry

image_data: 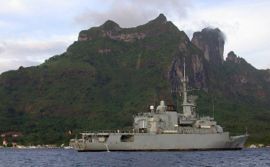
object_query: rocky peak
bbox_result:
[100,20,121,31]
[226,51,240,63]
[191,27,225,64]
[77,14,181,42]
[147,13,167,25]
[155,13,167,23]
[225,51,249,65]
[227,51,237,57]
[139,13,185,40]
[263,69,270,83]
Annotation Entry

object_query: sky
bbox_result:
[0,0,269,73]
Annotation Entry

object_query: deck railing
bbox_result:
[80,127,218,135]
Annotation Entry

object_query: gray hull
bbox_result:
[70,133,248,151]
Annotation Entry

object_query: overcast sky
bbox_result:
[0,0,269,73]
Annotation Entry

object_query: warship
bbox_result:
[70,60,248,151]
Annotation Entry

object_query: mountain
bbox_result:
[192,28,225,64]
[0,14,269,145]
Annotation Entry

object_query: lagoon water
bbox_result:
[0,148,269,167]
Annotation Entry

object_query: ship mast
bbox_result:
[181,57,194,117]
[182,57,188,105]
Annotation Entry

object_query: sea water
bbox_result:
[0,148,269,167]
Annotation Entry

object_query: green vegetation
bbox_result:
[0,17,269,145]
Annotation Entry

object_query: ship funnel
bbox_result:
[160,100,165,106]
[156,100,166,113]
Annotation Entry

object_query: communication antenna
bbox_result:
[212,96,215,119]
[154,92,156,106]
[245,127,248,136]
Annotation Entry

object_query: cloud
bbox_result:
[0,0,81,74]
[173,0,270,69]
[0,59,40,74]
[0,0,27,15]
[0,45,4,54]
[74,0,270,69]
[0,0,269,74]
[75,0,192,28]
[0,35,75,73]
[1,40,66,57]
